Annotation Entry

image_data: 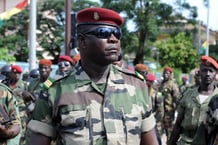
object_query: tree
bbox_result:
[154,32,199,73]
[100,0,198,66]
[0,0,99,64]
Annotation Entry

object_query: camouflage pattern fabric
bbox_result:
[0,83,20,145]
[27,64,156,145]
[192,92,218,145]
[158,79,180,140]
[10,81,28,145]
[148,87,163,145]
[177,87,218,145]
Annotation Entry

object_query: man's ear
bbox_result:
[78,34,86,48]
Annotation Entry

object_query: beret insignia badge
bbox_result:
[93,12,100,20]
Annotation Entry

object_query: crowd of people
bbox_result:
[0,7,217,145]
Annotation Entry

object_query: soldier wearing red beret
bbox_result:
[56,55,75,76]
[157,66,180,142]
[168,55,218,145]
[27,7,158,145]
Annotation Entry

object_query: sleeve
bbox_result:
[27,90,56,139]
[205,94,218,132]
[3,88,20,125]
[141,85,156,132]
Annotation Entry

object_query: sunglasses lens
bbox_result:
[58,61,70,67]
[84,27,121,39]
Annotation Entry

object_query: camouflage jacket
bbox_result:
[0,83,20,145]
[177,87,218,143]
[148,87,163,122]
[192,91,218,145]
[158,79,180,117]
[28,64,156,145]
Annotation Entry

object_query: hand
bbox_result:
[22,91,34,103]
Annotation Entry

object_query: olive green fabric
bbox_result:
[177,86,218,145]
[192,93,218,145]
[0,83,20,145]
[27,64,156,145]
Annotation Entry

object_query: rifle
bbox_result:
[0,104,10,125]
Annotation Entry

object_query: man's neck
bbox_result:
[81,61,110,83]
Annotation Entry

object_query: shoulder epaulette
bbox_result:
[135,71,145,81]
[115,65,145,81]
[42,77,55,89]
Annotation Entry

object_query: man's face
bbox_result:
[38,65,51,79]
[200,64,217,85]
[58,61,72,73]
[78,25,121,65]
[163,71,171,81]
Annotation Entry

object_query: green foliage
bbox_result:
[0,0,100,64]
[154,32,199,73]
[0,48,16,62]
[208,44,218,61]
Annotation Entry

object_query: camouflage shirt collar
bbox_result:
[74,63,125,87]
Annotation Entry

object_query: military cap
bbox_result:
[77,7,124,26]
[11,65,22,73]
[200,55,218,70]
[73,54,80,62]
[135,64,148,72]
[58,55,74,65]
[146,73,156,81]
[163,66,173,73]
[39,58,52,66]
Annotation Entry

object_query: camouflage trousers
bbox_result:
[162,115,175,142]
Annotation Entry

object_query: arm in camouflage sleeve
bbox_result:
[172,83,180,109]
[0,86,20,139]
[167,99,185,145]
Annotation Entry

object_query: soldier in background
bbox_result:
[0,64,26,145]
[56,55,75,77]
[135,63,148,77]
[0,81,21,145]
[158,66,180,143]
[192,93,218,145]
[27,7,158,145]
[168,55,218,145]
[179,76,189,95]
[22,58,52,116]
[146,73,164,145]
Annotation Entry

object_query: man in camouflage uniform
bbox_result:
[192,93,218,145]
[145,73,164,145]
[0,64,26,145]
[179,76,189,95]
[158,66,180,142]
[168,55,218,145]
[22,58,52,116]
[0,82,20,145]
[27,7,158,145]
[55,55,75,77]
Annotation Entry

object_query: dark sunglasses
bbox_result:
[83,27,122,40]
[58,61,71,67]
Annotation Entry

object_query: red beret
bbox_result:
[39,59,52,66]
[164,66,173,73]
[77,7,124,26]
[135,64,148,72]
[58,55,74,64]
[200,55,218,70]
[11,65,22,73]
[146,73,156,81]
